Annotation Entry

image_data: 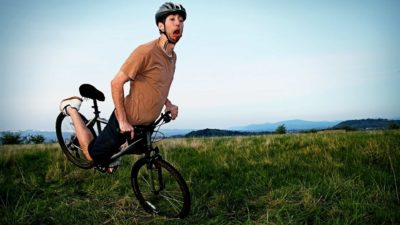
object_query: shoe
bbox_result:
[60,96,82,116]
[94,158,121,174]
[108,157,122,168]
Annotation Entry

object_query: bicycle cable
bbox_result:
[152,121,166,143]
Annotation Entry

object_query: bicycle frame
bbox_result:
[84,97,170,163]
[85,98,108,134]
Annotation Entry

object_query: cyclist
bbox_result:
[59,2,186,172]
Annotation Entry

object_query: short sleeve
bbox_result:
[120,48,146,80]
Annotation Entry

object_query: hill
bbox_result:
[185,128,259,137]
[333,118,400,130]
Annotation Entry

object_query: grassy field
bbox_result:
[1,130,399,225]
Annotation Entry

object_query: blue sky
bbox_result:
[0,0,399,131]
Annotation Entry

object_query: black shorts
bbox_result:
[88,111,127,166]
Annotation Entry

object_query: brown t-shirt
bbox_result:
[120,39,176,125]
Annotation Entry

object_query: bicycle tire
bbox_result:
[131,157,191,218]
[55,112,96,169]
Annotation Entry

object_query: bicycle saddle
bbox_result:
[79,84,105,101]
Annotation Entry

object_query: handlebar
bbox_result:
[154,111,172,126]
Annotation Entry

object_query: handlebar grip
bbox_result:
[163,111,172,123]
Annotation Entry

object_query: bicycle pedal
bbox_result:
[94,165,107,173]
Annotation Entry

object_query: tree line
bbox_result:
[0,132,46,145]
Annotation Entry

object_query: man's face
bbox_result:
[160,14,184,43]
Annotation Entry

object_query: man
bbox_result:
[59,2,186,171]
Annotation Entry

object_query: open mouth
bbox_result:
[173,29,181,36]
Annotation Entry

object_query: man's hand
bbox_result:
[165,103,179,120]
[119,121,134,140]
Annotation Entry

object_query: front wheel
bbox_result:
[55,112,95,169]
[131,157,191,218]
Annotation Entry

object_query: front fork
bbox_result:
[146,147,165,194]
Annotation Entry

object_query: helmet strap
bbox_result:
[159,31,175,56]
[160,30,177,45]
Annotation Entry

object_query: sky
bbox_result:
[0,0,399,131]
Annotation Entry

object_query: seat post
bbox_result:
[92,99,102,132]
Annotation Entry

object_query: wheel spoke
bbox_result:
[159,193,183,213]
[132,159,190,218]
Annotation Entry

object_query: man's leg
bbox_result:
[67,108,94,161]
[60,97,93,161]
[88,111,127,166]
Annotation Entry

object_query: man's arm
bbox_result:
[111,70,134,139]
[165,98,179,120]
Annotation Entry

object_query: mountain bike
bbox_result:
[55,84,190,218]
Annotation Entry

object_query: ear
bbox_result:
[158,22,165,32]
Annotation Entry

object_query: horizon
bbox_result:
[1,1,399,131]
[2,116,400,133]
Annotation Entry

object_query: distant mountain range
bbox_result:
[158,129,193,137]
[163,120,344,137]
[185,120,338,138]
[187,118,400,137]
[20,130,58,142]
[232,119,341,132]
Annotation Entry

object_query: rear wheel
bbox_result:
[55,112,96,169]
[131,157,191,218]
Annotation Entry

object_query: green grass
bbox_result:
[1,131,400,224]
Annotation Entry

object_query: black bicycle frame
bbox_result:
[87,96,170,162]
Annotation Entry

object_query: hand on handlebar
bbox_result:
[118,121,134,140]
[165,104,178,120]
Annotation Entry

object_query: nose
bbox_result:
[175,19,182,26]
